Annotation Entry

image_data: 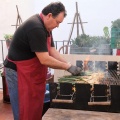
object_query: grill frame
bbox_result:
[49,82,120,113]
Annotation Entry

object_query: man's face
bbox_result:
[45,12,65,31]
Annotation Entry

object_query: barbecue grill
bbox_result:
[51,54,120,113]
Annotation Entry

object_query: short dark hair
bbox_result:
[42,2,67,18]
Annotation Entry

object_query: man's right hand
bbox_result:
[67,65,82,76]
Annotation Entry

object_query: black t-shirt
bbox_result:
[4,14,54,70]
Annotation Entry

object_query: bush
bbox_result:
[72,34,109,47]
[4,34,13,40]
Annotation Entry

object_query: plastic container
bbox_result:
[111,28,120,49]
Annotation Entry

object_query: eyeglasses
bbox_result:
[52,15,61,25]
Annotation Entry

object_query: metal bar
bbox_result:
[55,41,57,49]
[91,96,108,97]
[113,70,120,80]
[108,70,118,85]
[1,40,4,62]
[63,41,65,54]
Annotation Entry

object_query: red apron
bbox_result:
[7,14,51,120]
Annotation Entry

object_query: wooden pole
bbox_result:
[76,2,79,37]
[64,2,87,54]
[65,13,77,54]
[78,13,85,34]
[11,5,22,30]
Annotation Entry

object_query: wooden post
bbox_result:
[65,2,87,54]
[11,5,22,30]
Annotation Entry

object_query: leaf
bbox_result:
[4,34,13,40]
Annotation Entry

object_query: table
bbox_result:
[42,108,120,120]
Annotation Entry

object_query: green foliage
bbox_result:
[72,34,109,47]
[103,26,110,39]
[4,34,13,40]
[111,19,120,29]
[110,19,120,49]
[72,34,90,47]
[0,70,2,77]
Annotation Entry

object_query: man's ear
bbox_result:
[47,13,52,19]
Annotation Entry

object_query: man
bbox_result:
[4,2,82,120]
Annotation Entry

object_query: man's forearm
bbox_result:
[36,52,71,70]
[49,47,67,63]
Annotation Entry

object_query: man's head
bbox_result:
[42,2,67,31]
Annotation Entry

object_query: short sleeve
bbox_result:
[27,28,48,52]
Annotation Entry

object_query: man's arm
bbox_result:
[35,50,82,76]
[49,47,67,63]
[35,52,71,70]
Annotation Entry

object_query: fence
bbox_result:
[0,40,8,64]
[0,40,72,63]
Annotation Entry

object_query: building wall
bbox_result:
[0,0,34,88]
[0,0,33,39]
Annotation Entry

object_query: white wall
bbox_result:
[0,0,34,88]
[0,0,34,39]
[1,0,120,42]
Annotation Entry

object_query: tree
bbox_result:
[103,26,110,39]
[111,19,120,29]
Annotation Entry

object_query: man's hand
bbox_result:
[67,65,82,76]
